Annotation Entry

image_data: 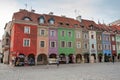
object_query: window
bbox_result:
[40,29,45,36]
[118,45,120,50]
[40,41,45,47]
[66,23,69,26]
[112,45,115,50]
[92,44,94,49]
[104,44,107,49]
[6,39,9,45]
[23,39,30,47]
[68,31,72,37]
[49,19,54,25]
[61,41,65,47]
[68,42,72,48]
[91,35,94,39]
[98,35,101,40]
[24,26,30,34]
[59,22,63,25]
[61,31,65,37]
[84,43,87,49]
[107,37,110,41]
[23,17,31,21]
[50,30,55,37]
[98,44,102,50]
[39,17,45,24]
[108,45,111,50]
[84,34,87,39]
[50,41,56,48]
[112,36,115,41]
[76,42,81,48]
[76,32,80,38]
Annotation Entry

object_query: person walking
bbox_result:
[56,59,59,68]
[112,55,115,64]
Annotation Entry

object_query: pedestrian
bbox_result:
[56,59,59,68]
[112,55,115,64]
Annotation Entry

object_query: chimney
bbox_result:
[49,12,54,15]
[31,9,35,13]
[76,15,82,22]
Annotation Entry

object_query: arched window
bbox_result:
[23,17,32,21]
[39,16,45,24]
[49,18,54,25]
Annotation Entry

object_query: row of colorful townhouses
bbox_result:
[2,9,120,65]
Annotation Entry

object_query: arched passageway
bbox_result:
[98,53,103,62]
[76,54,82,63]
[59,54,66,64]
[15,53,25,66]
[37,54,47,65]
[49,53,57,64]
[28,54,35,65]
[84,53,89,63]
[90,54,96,63]
[68,54,74,63]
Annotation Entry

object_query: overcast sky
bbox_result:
[0,0,120,39]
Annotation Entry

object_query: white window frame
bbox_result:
[61,41,66,48]
[76,42,81,48]
[24,26,30,34]
[40,40,45,48]
[61,30,65,37]
[40,29,45,36]
[50,41,56,48]
[91,35,94,39]
[49,20,54,25]
[92,44,94,49]
[67,41,72,48]
[68,31,72,37]
[24,17,31,21]
[76,32,81,38]
[50,30,55,37]
[84,43,87,49]
[23,38,30,47]
[112,36,115,41]
[112,45,115,50]
[39,18,44,24]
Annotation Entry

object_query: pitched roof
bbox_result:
[12,9,81,28]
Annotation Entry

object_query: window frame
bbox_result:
[40,29,45,36]
[40,41,45,47]
[61,41,66,48]
[50,41,56,48]
[24,26,30,34]
[23,38,30,47]
[50,30,55,37]
[67,41,72,48]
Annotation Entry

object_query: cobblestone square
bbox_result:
[0,62,120,80]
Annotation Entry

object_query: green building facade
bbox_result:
[58,27,75,63]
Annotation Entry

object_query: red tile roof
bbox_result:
[12,9,81,28]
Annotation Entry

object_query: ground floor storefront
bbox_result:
[4,51,120,66]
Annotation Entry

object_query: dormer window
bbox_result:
[89,25,93,30]
[23,17,31,21]
[74,24,78,27]
[39,16,45,24]
[49,18,54,25]
[66,23,69,26]
[59,22,63,25]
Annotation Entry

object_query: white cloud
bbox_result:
[0,0,21,39]
[0,0,119,39]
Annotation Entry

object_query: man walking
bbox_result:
[112,55,115,64]
[56,59,59,68]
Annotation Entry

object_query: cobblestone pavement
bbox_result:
[0,62,120,80]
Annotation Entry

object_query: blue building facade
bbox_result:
[102,32,111,62]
